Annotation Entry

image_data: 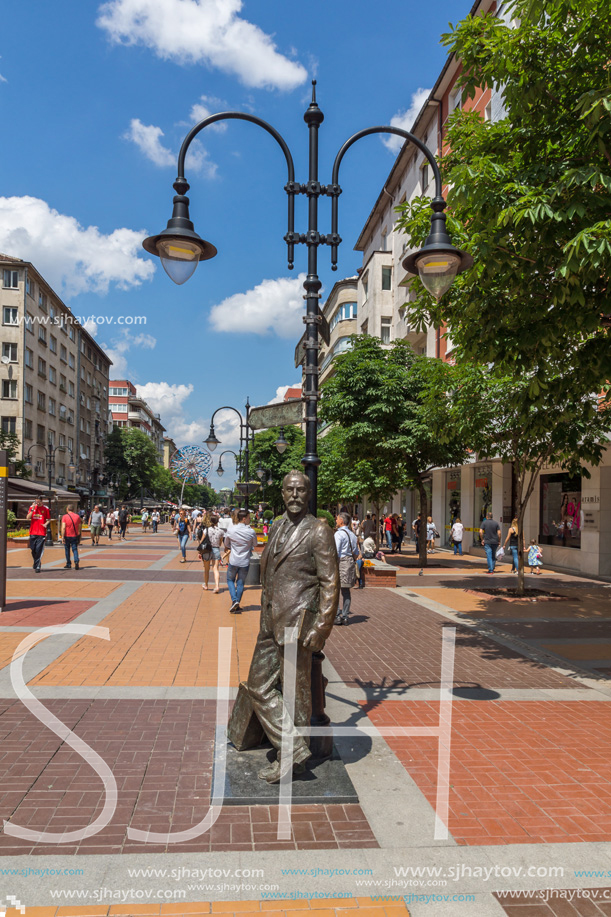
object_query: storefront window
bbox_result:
[540,473,581,549]
[473,465,493,546]
[445,471,461,546]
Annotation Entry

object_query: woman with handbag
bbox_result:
[334,512,359,626]
[197,513,225,591]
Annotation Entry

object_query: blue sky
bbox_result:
[0,0,465,489]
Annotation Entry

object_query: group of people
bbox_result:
[171,506,257,613]
[480,512,544,575]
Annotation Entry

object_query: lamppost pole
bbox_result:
[205,401,253,511]
[143,82,473,518]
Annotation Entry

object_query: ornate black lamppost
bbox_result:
[215,450,241,479]
[205,401,255,510]
[143,82,473,514]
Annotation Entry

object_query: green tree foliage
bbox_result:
[396,0,611,391]
[0,430,30,478]
[248,426,305,514]
[320,336,475,564]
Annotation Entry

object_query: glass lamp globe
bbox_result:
[414,251,462,301]
[157,239,202,285]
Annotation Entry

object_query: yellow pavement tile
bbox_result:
[383,907,411,917]
[311,902,358,910]
[29,582,261,687]
[160,906,212,915]
[261,903,310,911]
[57,908,112,916]
[211,903,262,913]
[7,580,120,598]
[0,632,46,670]
[6,910,57,917]
[108,907,161,915]
[289,910,333,917]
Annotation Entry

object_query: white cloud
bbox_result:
[383,88,432,154]
[103,329,157,376]
[123,118,174,167]
[97,0,307,91]
[209,273,306,338]
[0,196,154,298]
[189,95,227,131]
[268,383,300,405]
[123,118,217,177]
[82,318,98,337]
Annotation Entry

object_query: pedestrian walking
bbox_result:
[223,508,258,613]
[61,504,81,570]
[479,511,502,573]
[197,512,226,592]
[191,507,200,541]
[391,514,401,554]
[450,517,464,556]
[175,509,192,562]
[169,511,176,531]
[141,510,149,532]
[527,538,543,574]
[412,513,422,552]
[151,510,160,533]
[383,513,394,551]
[118,505,129,541]
[27,496,50,573]
[396,515,405,553]
[88,505,104,546]
[427,516,438,554]
[105,509,115,540]
[503,517,524,573]
[334,512,359,624]
[362,512,375,541]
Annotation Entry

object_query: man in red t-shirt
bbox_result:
[27,497,50,572]
[384,515,393,551]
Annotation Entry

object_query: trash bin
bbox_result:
[245,553,260,586]
[50,518,59,542]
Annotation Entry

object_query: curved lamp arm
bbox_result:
[329,125,444,271]
[210,405,245,431]
[145,112,298,272]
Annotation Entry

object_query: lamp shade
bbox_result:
[205,427,220,452]
[142,189,217,285]
[274,427,288,454]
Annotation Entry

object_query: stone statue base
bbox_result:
[213,742,358,807]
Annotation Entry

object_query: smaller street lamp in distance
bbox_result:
[274,427,288,455]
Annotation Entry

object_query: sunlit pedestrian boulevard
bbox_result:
[0,528,610,915]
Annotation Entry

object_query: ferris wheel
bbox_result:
[170,446,212,503]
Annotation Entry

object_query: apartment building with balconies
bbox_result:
[0,253,111,495]
[109,380,166,463]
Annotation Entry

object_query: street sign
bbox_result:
[248,399,303,431]
[0,451,7,612]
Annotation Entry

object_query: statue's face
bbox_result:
[283,475,309,515]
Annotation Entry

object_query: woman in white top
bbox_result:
[197,512,226,592]
[106,510,115,540]
[450,517,464,556]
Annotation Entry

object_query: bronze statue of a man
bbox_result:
[228,470,339,784]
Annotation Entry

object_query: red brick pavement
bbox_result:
[325,590,579,690]
[365,700,611,846]
[0,698,376,855]
[0,600,95,626]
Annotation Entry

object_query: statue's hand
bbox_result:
[302,628,325,652]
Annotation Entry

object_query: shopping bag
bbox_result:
[495,546,505,559]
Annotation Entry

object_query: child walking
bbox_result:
[527,538,543,574]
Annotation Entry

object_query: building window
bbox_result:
[473,465,493,547]
[36,425,45,444]
[2,343,17,363]
[86,421,90,434]
[3,307,18,325]
[1,417,16,434]
[68,381,74,397]
[87,372,92,385]
[49,398,56,416]
[24,418,33,439]
[449,87,462,113]
[381,229,388,252]
[39,327,47,345]
[380,317,392,345]
[3,270,19,289]
[68,410,74,425]
[329,302,357,332]
[25,347,33,369]
[38,291,47,311]
[2,380,17,399]
[361,319,369,336]
[48,430,55,447]
[60,344,67,362]
[69,326,75,341]
[38,357,46,378]
[50,335,57,354]
[420,162,430,193]
[59,374,67,392]
[362,272,369,301]
[49,366,56,385]
[26,277,34,298]
[68,353,75,368]
[87,396,91,409]
[381,266,392,291]
[37,391,46,410]
[25,383,33,404]
[49,305,56,321]
[25,313,34,334]
[540,473,582,549]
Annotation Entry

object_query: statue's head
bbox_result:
[282,471,311,517]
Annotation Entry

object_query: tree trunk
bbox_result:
[374,501,380,549]
[417,481,428,568]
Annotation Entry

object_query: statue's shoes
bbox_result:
[258,750,310,784]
